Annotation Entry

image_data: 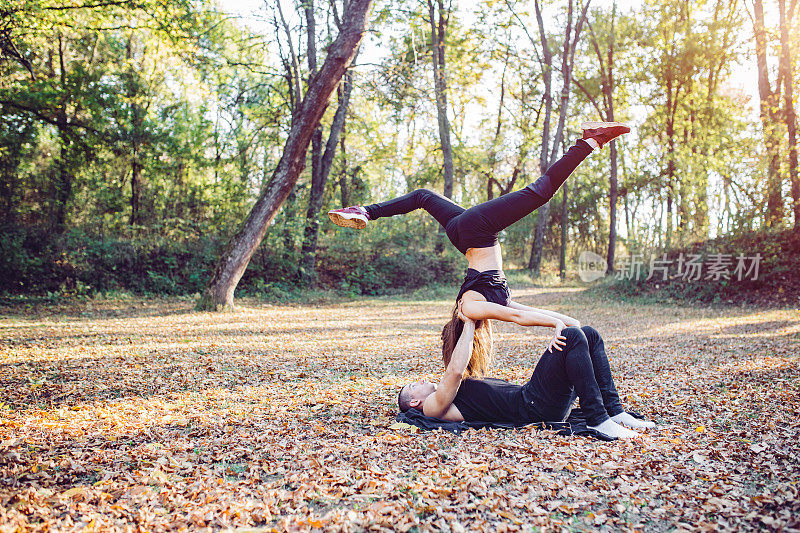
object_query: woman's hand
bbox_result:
[547,319,567,352]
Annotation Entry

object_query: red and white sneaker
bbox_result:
[581,121,631,148]
[328,206,370,229]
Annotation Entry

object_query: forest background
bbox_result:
[1,0,798,306]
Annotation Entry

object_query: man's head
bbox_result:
[397,380,437,412]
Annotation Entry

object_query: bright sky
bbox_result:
[217,0,270,20]
[214,0,761,115]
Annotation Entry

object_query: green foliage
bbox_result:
[603,229,800,306]
[0,226,221,295]
[0,0,796,298]
[0,225,463,298]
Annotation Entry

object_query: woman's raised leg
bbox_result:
[460,140,594,235]
[363,188,465,228]
[456,122,630,236]
[328,188,465,231]
[329,122,629,238]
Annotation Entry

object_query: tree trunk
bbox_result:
[529,0,590,276]
[54,127,72,232]
[299,0,323,283]
[130,145,140,225]
[339,113,350,207]
[428,0,454,252]
[429,0,454,199]
[690,103,709,239]
[559,183,568,281]
[529,203,550,273]
[528,0,554,274]
[282,185,298,252]
[665,71,677,249]
[52,33,72,232]
[486,48,509,202]
[779,0,799,228]
[126,34,145,227]
[753,0,784,227]
[624,191,630,243]
[607,139,618,272]
[547,1,582,166]
[197,0,373,311]
[601,3,618,273]
[665,188,673,249]
[677,124,690,239]
[300,49,360,284]
[577,5,621,271]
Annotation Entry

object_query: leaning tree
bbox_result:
[197,0,373,310]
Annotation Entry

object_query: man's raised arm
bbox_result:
[422,319,476,418]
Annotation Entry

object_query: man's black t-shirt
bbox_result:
[452,377,530,423]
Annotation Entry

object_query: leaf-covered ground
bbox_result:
[1,290,799,531]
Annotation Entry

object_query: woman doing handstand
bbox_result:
[328,121,631,376]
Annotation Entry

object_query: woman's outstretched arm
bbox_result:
[459,300,567,352]
[460,300,558,326]
[507,301,581,328]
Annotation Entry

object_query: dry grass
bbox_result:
[1,290,799,531]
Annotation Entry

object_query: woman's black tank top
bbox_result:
[456,268,510,306]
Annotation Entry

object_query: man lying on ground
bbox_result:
[397,318,655,440]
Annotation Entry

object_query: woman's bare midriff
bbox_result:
[464,244,503,272]
[458,244,504,305]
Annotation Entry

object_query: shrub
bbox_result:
[0,225,464,298]
[604,228,800,306]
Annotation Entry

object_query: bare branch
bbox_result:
[503,0,543,66]
[276,0,303,110]
[573,78,604,117]
[533,0,551,66]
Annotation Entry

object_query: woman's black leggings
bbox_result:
[364,139,593,254]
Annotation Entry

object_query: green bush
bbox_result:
[315,235,462,296]
[0,225,465,298]
[603,228,800,306]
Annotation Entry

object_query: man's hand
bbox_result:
[547,319,567,352]
[457,300,470,322]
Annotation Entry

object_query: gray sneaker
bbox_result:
[328,206,370,229]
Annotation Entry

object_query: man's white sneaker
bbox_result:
[612,412,656,429]
[590,419,641,439]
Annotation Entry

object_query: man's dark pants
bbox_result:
[521,326,624,426]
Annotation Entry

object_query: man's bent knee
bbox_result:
[580,325,600,342]
[562,326,588,348]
